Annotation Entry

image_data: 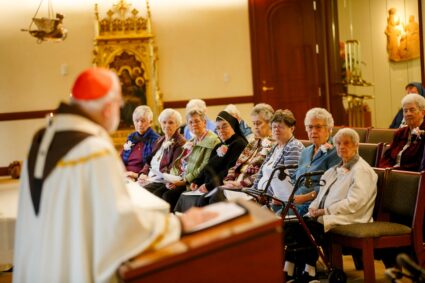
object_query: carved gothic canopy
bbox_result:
[93,0,162,128]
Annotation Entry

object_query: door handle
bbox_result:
[262,86,275,92]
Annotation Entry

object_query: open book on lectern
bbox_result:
[183,202,248,234]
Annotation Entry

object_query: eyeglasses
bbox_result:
[216,124,230,131]
[252,121,264,127]
[403,107,419,114]
[305,124,327,131]
[188,119,203,125]
[272,124,286,130]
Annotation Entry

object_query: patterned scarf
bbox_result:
[178,130,209,176]
[122,127,159,165]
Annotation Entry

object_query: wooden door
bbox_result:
[249,0,328,138]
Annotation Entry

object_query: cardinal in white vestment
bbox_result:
[13,68,213,283]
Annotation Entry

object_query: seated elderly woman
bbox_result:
[121,105,159,180]
[284,128,378,282]
[174,111,248,212]
[224,104,255,142]
[138,108,186,190]
[380,93,425,171]
[251,109,304,206]
[390,82,425,128]
[148,108,220,211]
[292,108,341,216]
[182,99,216,140]
[201,103,275,203]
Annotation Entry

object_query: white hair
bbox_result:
[250,103,274,122]
[70,71,120,112]
[402,93,425,110]
[133,105,153,122]
[224,104,241,119]
[333,128,360,146]
[186,108,206,122]
[186,99,207,113]
[158,108,183,127]
[304,107,334,129]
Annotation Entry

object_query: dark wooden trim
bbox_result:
[163,96,254,109]
[419,0,425,84]
[0,167,9,176]
[0,110,55,122]
[0,96,254,122]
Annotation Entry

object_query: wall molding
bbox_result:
[0,96,254,122]
[0,167,9,176]
[163,95,254,109]
[0,110,54,122]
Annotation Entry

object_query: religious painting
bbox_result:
[93,0,163,130]
[109,52,147,127]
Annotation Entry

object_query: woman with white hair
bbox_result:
[183,99,216,139]
[138,108,186,190]
[284,128,377,282]
[380,93,425,171]
[292,108,341,216]
[121,105,159,180]
[152,108,220,211]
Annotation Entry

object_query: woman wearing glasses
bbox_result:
[174,111,248,212]
[251,109,304,208]
[380,93,425,171]
[291,108,341,216]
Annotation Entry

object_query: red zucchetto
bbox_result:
[71,68,114,100]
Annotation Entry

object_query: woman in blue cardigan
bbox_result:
[292,108,341,216]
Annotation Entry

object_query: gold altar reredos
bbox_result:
[93,0,162,128]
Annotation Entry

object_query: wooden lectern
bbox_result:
[118,200,283,283]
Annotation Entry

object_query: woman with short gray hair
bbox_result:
[380,93,425,171]
[159,108,183,127]
[251,103,274,124]
[121,105,159,180]
[304,107,334,132]
[139,108,186,189]
[402,91,425,110]
[333,127,360,147]
[292,108,340,216]
[284,126,377,282]
[183,99,216,139]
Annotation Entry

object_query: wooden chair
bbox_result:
[331,126,344,137]
[358,143,383,167]
[332,126,369,143]
[352,127,370,143]
[366,128,396,144]
[300,139,312,148]
[329,169,425,282]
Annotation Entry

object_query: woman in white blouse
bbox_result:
[284,128,377,282]
[138,109,186,191]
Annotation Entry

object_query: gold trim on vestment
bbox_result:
[57,149,112,167]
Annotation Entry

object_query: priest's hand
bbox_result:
[179,207,218,234]
[125,171,138,181]
[137,174,149,186]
